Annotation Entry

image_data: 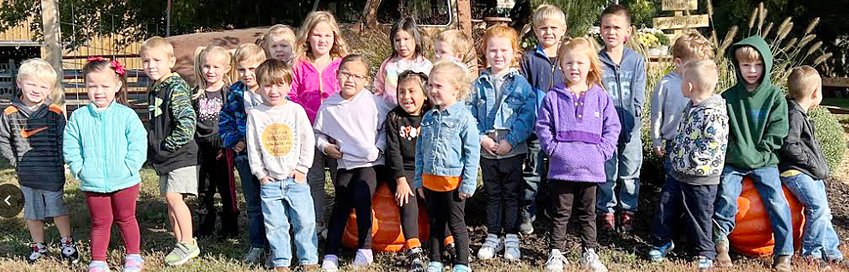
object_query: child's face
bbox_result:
[486,37,514,73]
[85,69,120,108]
[17,77,52,106]
[394,30,416,59]
[560,50,590,86]
[427,72,459,108]
[141,48,176,81]
[259,82,289,106]
[309,22,335,58]
[434,40,459,62]
[337,61,369,99]
[237,59,263,89]
[268,35,294,62]
[202,53,231,86]
[738,58,764,86]
[398,78,427,115]
[600,14,631,49]
[534,19,567,49]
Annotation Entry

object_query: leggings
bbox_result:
[85,184,141,261]
[425,188,470,265]
[325,167,377,255]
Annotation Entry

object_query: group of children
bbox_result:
[3,3,844,272]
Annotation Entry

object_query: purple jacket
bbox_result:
[536,83,621,182]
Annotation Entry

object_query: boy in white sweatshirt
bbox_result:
[316,54,392,269]
[245,59,318,270]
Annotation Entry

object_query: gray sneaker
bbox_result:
[579,248,607,272]
[164,239,200,266]
[476,234,503,260]
[503,234,521,261]
[243,247,266,264]
[544,249,568,272]
[519,218,534,235]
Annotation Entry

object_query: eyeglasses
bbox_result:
[338,70,368,81]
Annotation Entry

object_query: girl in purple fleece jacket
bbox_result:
[536,38,620,272]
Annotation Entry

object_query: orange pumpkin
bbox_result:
[342,182,430,252]
[728,177,805,257]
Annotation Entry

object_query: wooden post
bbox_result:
[41,0,64,106]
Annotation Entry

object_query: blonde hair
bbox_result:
[430,60,472,100]
[532,4,566,28]
[193,45,233,99]
[294,11,349,61]
[140,36,175,57]
[734,46,762,63]
[557,37,604,88]
[481,24,521,68]
[435,30,474,64]
[16,58,58,90]
[256,59,293,87]
[233,43,267,67]
[681,59,719,94]
[787,65,821,100]
[259,25,297,58]
[672,31,715,61]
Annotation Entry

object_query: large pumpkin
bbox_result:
[728,177,805,257]
[342,182,430,252]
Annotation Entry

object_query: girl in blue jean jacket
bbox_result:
[414,61,480,272]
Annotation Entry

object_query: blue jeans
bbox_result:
[598,129,642,213]
[235,155,268,248]
[781,172,843,260]
[261,177,319,267]
[714,165,794,256]
[521,137,546,221]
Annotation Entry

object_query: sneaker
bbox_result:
[503,234,521,261]
[452,264,472,272]
[408,248,425,272]
[443,243,456,266]
[599,213,616,233]
[27,242,47,264]
[544,249,568,272]
[60,236,81,264]
[519,217,534,235]
[648,241,674,262]
[697,256,713,271]
[122,254,144,272]
[353,249,373,266]
[88,261,110,272]
[476,234,503,260]
[619,211,634,233]
[164,239,200,266]
[321,254,339,271]
[243,247,266,264]
[772,255,792,272]
[425,261,443,272]
[714,236,732,267]
[579,248,608,272]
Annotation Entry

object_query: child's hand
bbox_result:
[495,140,513,156]
[324,144,343,159]
[653,146,665,157]
[260,176,274,185]
[459,193,471,199]
[234,141,247,153]
[290,170,307,183]
[395,177,414,206]
[481,137,497,155]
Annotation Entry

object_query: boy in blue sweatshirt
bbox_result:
[596,5,647,233]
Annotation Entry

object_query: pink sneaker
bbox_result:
[123,254,144,272]
[88,261,110,272]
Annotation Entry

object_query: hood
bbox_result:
[11,96,52,117]
[727,35,774,93]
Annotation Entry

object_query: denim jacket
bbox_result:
[414,102,481,195]
[470,68,536,156]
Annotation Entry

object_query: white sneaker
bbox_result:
[579,248,607,272]
[243,247,265,264]
[503,234,521,261]
[476,234,503,260]
[321,254,339,271]
[544,249,568,272]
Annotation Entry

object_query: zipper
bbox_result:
[99,111,108,191]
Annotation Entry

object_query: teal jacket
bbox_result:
[64,102,148,193]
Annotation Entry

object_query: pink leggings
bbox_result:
[85,184,141,261]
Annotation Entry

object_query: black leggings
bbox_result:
[425,188,470,265]
[550,180,598,251]
[325,167,378,255]
[386,178,419,244]
[481,156,523,234]
[197,149,238,227]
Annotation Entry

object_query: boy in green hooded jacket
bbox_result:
[712,35,793,271]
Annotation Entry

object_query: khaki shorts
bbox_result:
[159,166,199,196]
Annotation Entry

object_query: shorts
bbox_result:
[21,185,68,220]
[159,166,199,196]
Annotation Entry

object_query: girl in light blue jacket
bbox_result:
[63,58,147,272]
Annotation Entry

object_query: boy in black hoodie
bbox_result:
[779,66,844,269]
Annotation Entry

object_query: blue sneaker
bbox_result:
[452,264,472,272]
[648,241,674,262]
[697,256,713,271]
[426,261,444,272]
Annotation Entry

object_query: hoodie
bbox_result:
[599,47,647,141]
[313,90,391,170]
[288,58,343,124]
[0,98,65,191]
[668,95,729,186]
[520,45,565,113]
[649,72,687,147]
[722,35,789,170]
